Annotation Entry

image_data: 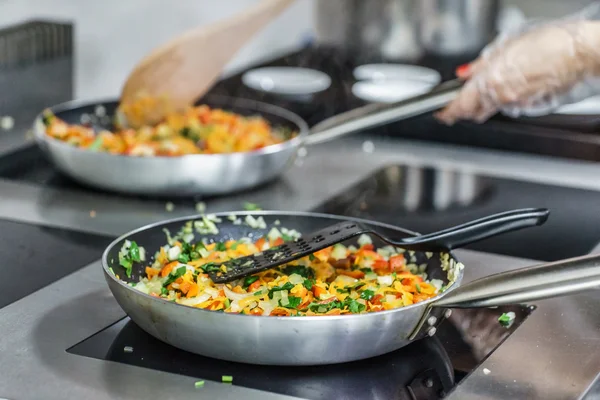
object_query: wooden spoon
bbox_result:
[119,0,295,128]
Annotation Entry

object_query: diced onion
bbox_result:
[167,246,181,261]
[179,293,211,307]
[430,279,444,293]
[377,275,394,286]
[288,274,304,285]
[204,287,220,298]
[224,286,253,302]
[280,290,289,306]
[331,244,347,260]
[364,272,378,281]
[259,300,274,315]
[357,234,372,246]
[267,227,282,241]
[385,294,396,303]
[333,275,357,286]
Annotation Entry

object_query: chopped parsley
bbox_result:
[307,297,366,314]
[281,265,315,279]
[308,254,316,261]
[346,298,366,313]
[268,282,294,299]
[303,279,314,290]
[243,275,259,289]
[178,253,190,264]
[201,262,220,273]
[281,296,302,309]
[119,241,141,278]
[215,242,227,251]
[163,266,187,287]
[415,283,421,293]
[360,289,375,301]
[160,287,169,296]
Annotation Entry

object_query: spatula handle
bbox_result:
[396,208,550,251]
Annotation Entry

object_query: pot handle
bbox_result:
[303,78,463,146]
[432,253,600,309]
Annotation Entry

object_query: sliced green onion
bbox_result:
[222,375,233,383]
[195,380,205,388]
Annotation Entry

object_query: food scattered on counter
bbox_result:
[1,116,14,131]
[89,210,97,218]
[165,202,175,212]
[111,216,459,317]
[123,346,134,353]
[194,381,205,388]
[41,105,295,156]
[243,201,262,211]
[221,375,233,384]
[195,201,206,213]
[498,311,516,328]
[483,368,491,375]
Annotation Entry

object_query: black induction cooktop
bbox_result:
[313,164,600,262]
[0,218,111,309]
[68,305,533,400]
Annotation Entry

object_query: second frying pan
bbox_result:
[33,80,463,196]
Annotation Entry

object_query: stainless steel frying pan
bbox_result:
[33,80,462,196]
[100,210,600,366]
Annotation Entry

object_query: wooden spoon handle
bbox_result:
[121,0,295,126]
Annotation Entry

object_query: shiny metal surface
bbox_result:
[33,84,461,196]
[313,0,422,60]
[1,245,600,399]
[102,211,461,365]
[434,253,600,308]
[417,0,500,56]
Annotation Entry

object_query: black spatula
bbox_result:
[207,208,549,283]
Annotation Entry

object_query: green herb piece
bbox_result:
[360,267,372,273]
[345,298,366,313]
[202,263,220,273]
[415,283,421,293]
[222,375,233,383]
[308,254,316,261]
[118,255,133,278]
[281,233,293,241]
[180,127,192,138]
[88,136,103,151]
[178,253,190,264]
[253,290,263,296]
[243,275,259,289]
[268,282,294,299]
[231,242,239,250]
[160,287,168,296]
[498,312,515,327]
[41,109,55,126]
[194,380,205,388]
[308,300,342,313]
[163,266,187,287]
[243,202,261,211]
[224,298,231,309]
[281,296,302,309]
[360,289,375,301]
[303,279,314,290]
[190,251,200,260]
[281,265,315,279]
[215,242,227,251]
[195,241,206,250]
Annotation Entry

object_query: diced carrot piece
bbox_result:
[312,286,328,298]
[361,244,374,251]
[255,237,267,250]
[179,281,191,295]
[186,283,199,298]
[250,307,264,315]
[370,294,384,305]
[160,261,178,277]
[336,269,365,279]
[145,267,159,279]
[232,285,245,294]
[272,237,284,246]
[372,259,390,273]
[248,280,261,292]
[389,255,405,271]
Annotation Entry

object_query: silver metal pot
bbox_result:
[417,0,500,56]
[313,0,500,59]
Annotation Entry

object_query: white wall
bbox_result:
[0,0,594,100]
[0,0,314,99]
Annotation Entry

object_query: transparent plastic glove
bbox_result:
[436,3,600,125]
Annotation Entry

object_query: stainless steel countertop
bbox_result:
[0,130,600,399]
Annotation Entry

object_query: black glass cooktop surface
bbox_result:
[68,305,532,400]
[312,164,600,262]
[0,218,111,309]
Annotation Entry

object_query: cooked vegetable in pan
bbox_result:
[41,105,295,156]
[113,216,452,316]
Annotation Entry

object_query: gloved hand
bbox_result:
[436,3,600,125]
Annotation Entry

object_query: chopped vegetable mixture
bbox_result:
[42,105,295,156]
[115,216,460,317]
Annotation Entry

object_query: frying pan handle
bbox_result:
[303,79,463,146]
[432,253,600,308]
[398,208,550,251]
